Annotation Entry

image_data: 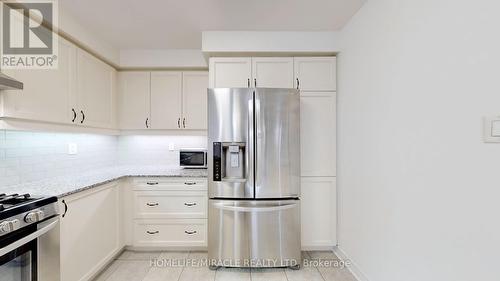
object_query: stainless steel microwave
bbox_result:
[179,149,207,168]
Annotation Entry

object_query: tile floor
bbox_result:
[92,251,357,281]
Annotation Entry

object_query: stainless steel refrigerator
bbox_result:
[207,88,301,269]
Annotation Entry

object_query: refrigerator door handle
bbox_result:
[248,92,255,196]
[212,202,297,212]
[253,91,258,189]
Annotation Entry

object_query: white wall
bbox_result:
[202,31,341,54]
[58,5,120,66]
[337,0,500,281]
[119,49,207,69]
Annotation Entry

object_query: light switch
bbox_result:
[168,143,175,151]
[484,116,500,143]
[68,143,78,155]
[491,121,500,137]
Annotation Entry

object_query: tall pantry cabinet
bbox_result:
[209,56,337,250]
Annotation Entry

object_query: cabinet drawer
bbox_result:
[133,219,207,247]
[133,178,207,191]
[134,191,207,219]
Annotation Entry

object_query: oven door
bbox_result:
[0,239,37,281]
[0,217,59,281]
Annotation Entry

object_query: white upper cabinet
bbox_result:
[0,38,76,124]
[118,72,150,130]
[0,37,118,129]
[300,92,336,177]
[294,57,337,91]
[251,57,294,88]
[118,71,208,130]
[76,49,116,128]
[182,72,209,130]
[150,72,182,129]
[209,57,251,88]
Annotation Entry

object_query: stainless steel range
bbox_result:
[0,193,60,281]
[207,88,301,269]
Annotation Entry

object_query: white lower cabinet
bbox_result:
[59,182,122,281]
[131,177,208,249]
[134,190,207,219]
[301,177,337,249]
[133,219,207,248]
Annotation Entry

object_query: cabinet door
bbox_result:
[150,71,182,129]
[301,177,337,249]
[76,49,116,128]
[300,92,336,176]
[209,57,251,88]
[0,38,76,124]
[251,57,294,88]
[182,71,208,130]
[118,72,150,130]
[294,57,336,91]
[60,183,121,281]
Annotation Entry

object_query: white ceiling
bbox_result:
[60,0,364,50]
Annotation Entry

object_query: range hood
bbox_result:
[0,72,23,90]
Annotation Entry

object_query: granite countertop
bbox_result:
[0,166,208,198]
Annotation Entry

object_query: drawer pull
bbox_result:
[184,202,197,207]
[184,182,196,185]
[147,182,159,185]
[146,202,159,207]
[147,230,159,235]
[184,230,197,235]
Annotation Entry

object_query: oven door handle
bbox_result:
[0,217,58,256]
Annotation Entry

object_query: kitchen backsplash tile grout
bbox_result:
[0,130,207,187]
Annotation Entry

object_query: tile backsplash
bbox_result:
[0,130,118,186]
[0,130,207,187]
[117,135,207,165]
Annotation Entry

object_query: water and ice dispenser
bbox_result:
[213,142,246,181]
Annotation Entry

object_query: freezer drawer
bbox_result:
[208,199,301,268]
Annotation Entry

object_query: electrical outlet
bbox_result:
[68,143,78,155]
[169,143,175,151]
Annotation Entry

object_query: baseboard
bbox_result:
[83,246,126,281]
[332,246,370,281]
[302,245,336,251]
[126,245,207,252]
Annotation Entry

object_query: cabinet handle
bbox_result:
[254,78,257,87]
[80,110,85,124]
[184,202,197,207]
[147,230,159,235]
[145,118,149,128]
[177,118,181,128]
[296,78,300,89]
[146,182,159,185]
[182,118,186,128]
[146,202,159,207]
[247,78,250,88]
[62,200,68,218]
[184,230,197,235]
[71,109,77,123]
[184,182,196,186]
